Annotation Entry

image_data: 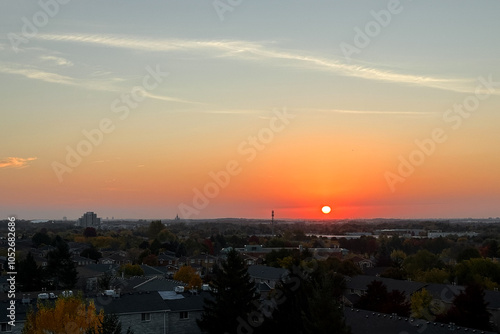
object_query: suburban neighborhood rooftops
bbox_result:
[346,275,427,296]
[93,290,209,315]
[344,308,496,334]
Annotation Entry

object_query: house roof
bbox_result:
[363,266,389,276]
[344,308,496,334]
[256,282,272,293]
[141,265,168,276]
[346,275,426,296]
[77,264,119,278]
[247,265,288,281]
[95,291,169,314]
[158,254,178,261]
[71,255,94,262]
[93,291,209,315]
[133,277,187,292]
[164,292,209,312]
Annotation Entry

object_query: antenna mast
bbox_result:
[271,210,274,236]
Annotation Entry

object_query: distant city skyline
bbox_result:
[1,1,500,220]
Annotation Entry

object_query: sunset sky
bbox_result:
[1,1,500,220]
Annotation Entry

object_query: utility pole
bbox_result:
[271,210,274,236]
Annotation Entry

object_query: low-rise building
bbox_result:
[247,265,288,289]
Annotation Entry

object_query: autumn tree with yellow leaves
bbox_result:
[174,265,202,289]
[22,295,103,334]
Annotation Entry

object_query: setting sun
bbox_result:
[321,206,332,214]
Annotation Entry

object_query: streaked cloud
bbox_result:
[40,55,73,67]
[0,65,75,86]
[143,91,203,105]
[305,108,436,116]
[36,33,474,94]
[0,157,37,169]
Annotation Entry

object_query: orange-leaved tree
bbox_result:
[188,274,203,290]
[174,265,202,289]
[22,295,103,334]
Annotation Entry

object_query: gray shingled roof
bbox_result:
[140,265,168,276]
[345,308,496,334]
[247,265,288,281]
[93,291,209,314]
[94,291,168,314]
[347,275,426,296]
[134,277,187,292]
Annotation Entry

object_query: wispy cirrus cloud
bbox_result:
[142,91,203,105]
[36,33,474,94]
[39,55,73,67]
[305,108,436,116]
[0,63,198,104]
[0,65,75,86]
[0,157,37,169]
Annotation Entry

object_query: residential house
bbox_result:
[94,290,208,334]
[141,265,169,278]
[76,264,119,292]
[241,254,259,266]
[158,253,179,267]
[247,265,288,289]
[344,275,500,330]
[68,242,90,256]
[98,257,116,265]
[101,251,131,265]
[71,255,95,266]
[349,256,375,270]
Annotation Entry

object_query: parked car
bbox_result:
[37,293,49,300]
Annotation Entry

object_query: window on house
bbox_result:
[169,260,172,264]
[0,323,12,332]
[179,311,189,319]
[141,313,151,322]
[190,259,195,264]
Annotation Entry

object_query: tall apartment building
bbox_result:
[78,211,101,228]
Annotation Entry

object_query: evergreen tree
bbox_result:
[81,246,102,261]
[304,272,350,334]
[260,264,350,334]
[18,252,43,291]
[259,273,309,333]
[46,236,78,289]
[98,271,114,291]
[197,249,258,334]
[32,232,52,248]
[355,280,410,317]
[436,283,491,331]
[148,220,165,239]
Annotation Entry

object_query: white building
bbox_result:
[78,212,101,228]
